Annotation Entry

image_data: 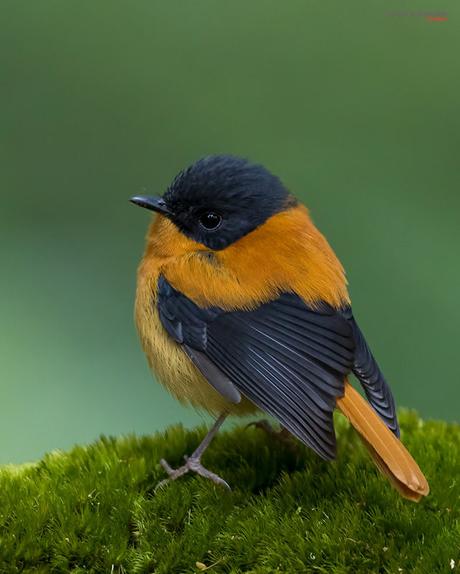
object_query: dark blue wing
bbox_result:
[157,275,357,460]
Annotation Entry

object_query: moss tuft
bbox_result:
[1,412,459,573]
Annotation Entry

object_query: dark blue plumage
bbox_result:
[157,275,400,459]
[158,276,354,460]
[162,155,296,250]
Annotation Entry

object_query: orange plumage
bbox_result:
[337,383,429,501]
[139,205,348,310]
[132,155,429,499]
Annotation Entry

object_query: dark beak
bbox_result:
[130,195,173,217]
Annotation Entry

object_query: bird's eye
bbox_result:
[199,211,222,230]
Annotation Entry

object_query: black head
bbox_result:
[130,155,296,250]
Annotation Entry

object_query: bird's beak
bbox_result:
[129,195,174,217]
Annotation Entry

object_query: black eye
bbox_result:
[199,211,222,230]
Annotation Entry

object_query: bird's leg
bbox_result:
[155,413,229,491]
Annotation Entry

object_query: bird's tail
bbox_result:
[336,381,429,502]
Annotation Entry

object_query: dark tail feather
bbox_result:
[349,317,400,437]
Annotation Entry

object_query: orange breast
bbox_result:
[156,205,349,309]
[134,205,349,413]
[134,239,257,415]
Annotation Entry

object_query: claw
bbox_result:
[155,456,231,492]
[155,413,230,492]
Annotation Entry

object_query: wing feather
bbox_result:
[157,276,357,459]
[157,276,400,457]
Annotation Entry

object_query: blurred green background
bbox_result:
[1,1,459,464]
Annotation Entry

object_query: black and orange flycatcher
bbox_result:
[131,155,429,501]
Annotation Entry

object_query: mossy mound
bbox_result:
[1,412,459,573]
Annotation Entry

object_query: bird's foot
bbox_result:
[155,455,231,492]
[246,419,297,449]
[246,418,290,439]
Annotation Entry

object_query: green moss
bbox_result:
[1,412,459,573]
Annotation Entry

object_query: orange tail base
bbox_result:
[337,382,429,502]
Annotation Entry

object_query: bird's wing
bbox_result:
[157,275,356,460]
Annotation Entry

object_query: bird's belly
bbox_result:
[135,270,256,416]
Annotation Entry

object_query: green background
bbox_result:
[1,1,459,464]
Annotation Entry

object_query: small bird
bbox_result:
[131,155,429,501]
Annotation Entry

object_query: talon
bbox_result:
[154,478,171,493]
[155,455,230,491]
[155,413,229,492]
[160,458,174,473]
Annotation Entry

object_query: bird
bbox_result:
[131,155,429,501]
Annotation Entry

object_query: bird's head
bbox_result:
[130,155,297,251]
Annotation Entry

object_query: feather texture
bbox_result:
[157,275,356,460]
[345,312,400,436]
